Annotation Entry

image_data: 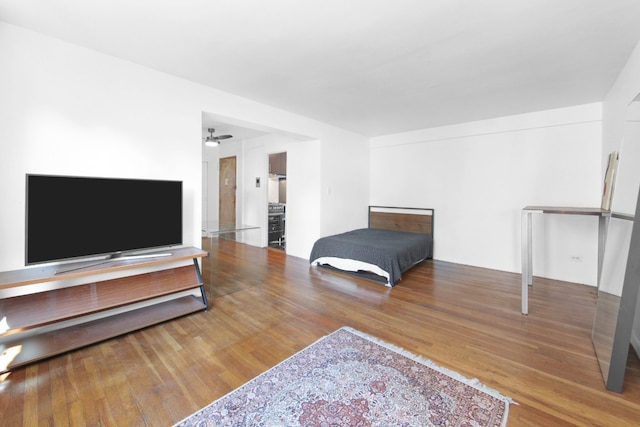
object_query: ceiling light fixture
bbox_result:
[203,128,232,147]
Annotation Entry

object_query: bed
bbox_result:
[310,206,434,286]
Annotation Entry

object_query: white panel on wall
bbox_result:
[241,141,266,247]
[202,161,209,229]
[202,147,220,225]
[287,140,322,258]
[320,131,370,236]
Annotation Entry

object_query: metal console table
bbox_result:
[521,206,610,314]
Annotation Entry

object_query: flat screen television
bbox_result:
[26,174,183,266]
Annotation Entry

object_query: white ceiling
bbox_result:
[2,0,640,137]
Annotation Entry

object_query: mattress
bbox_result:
[309,228,433,286]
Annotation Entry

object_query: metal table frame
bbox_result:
[521,206,609,314]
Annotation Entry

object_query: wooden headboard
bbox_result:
[368,206,434,235]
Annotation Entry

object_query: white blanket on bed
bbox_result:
[311,256,392,286]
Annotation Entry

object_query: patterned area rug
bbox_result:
[175,327,512,426]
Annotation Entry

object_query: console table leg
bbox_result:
[597,215,609,287]
[521,211,532,314]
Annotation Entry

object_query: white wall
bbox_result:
[0,23,203,271]
[0,22,368,271]
[370,104,603,285]
[320,132,370,236]
[602,43,640,167]
[202,148,220,230]
[236,134,323,258]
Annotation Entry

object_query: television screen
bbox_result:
[26,174,183,265]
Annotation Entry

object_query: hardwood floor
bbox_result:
[2,238,639,426]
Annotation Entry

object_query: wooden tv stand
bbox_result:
[0,246,208,374]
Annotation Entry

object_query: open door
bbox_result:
[268,152,286,249]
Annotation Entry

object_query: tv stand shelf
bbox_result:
[0,247,208,373]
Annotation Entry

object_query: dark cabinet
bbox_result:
[269,152,287,176]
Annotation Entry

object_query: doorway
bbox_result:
[268,152,286,249]
[219,156,237,234]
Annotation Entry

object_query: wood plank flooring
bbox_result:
[1,238,639,426]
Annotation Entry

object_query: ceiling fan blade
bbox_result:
[204,128,233,143]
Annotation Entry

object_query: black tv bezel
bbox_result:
[25,173,184,266]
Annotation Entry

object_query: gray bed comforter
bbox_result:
[309,228,433,285]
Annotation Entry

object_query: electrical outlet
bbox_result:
[570,255,583,262]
